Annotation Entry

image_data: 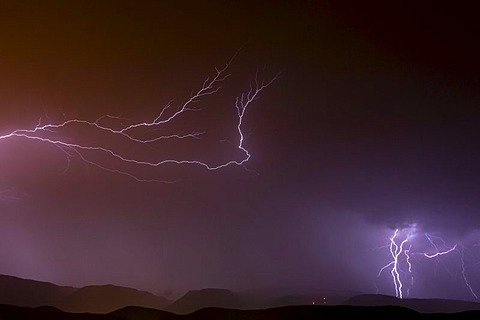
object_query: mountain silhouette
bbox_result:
[5,303,480,319]
[111,306,178,320]
[0,274,170,314]
[165,288,244,314]
[0,274,75,307]
[3,273,480,318]
[0,304,120,320]
[56,284,170,313]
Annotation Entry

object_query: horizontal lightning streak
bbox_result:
[0,55,280,182]
[423,244,458,259]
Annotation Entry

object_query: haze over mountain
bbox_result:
[0,274,75,307]
[56,284,170,313]
[3,274,480,319]
[165,288,243,314]
[0,274,169,313]
[0,273,360,314]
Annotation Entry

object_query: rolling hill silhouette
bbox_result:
[0,274,75,307]
[56,284,170,313]
[165,288,358,313]
[3,274,480,318]
[165,288,244,314]
[0,304,119,320]
[0,274,169,314]
[4,304,480,320]
[345,294,480,313]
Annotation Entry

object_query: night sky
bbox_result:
[1,1,480,301]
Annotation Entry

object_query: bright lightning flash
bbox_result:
[377,227,414,298]
[377,226,479,300]
[0,56,280,182]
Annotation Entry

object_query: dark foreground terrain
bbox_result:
[345,294,480,314]
[2,304,480,320]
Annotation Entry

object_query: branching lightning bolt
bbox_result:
[0,55,280,182]
[423,233,458,259]
[377,229,411,298]
[377,228,479,300]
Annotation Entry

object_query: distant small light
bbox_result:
[312,301,315,305]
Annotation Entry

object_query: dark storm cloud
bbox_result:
[0,0,479,301]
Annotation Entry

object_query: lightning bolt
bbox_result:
[377,228,479,300]
[377,229,411,298]
[0,55,280,183]
[422,234,479,299]
[460,244,478,299]
[405,245,412,273]
[423,233,458,258]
